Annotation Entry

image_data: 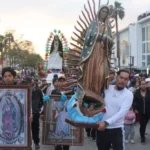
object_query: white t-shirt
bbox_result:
[102,85,133,129]
[128,87,136,94]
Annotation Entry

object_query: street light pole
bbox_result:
[129,43,132,73]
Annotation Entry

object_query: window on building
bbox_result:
[148,42,150,53]
[142,43,146,53]
[142,25,150,67]
[147,55,150,65]
[142,55,145,60]
[146,26,150,41]
[142,27,145,41]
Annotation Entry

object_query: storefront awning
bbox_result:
[135,67,147,71]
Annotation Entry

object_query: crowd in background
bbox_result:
[1,67,150,149]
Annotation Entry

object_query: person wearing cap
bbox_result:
[58,76,66,82]
[51,77,70,150]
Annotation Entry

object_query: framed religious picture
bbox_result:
[0,86,31,150]
[42,95,84,146]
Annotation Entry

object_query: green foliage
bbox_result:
[110,1,125,20]
[24,53,43,68]
[0,32,43,68]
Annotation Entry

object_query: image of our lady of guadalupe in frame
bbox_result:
[54,101,70,136]
[48,99,76,142]
[0,90,25,146]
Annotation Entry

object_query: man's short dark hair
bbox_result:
[2,67,16,77]
[117,69,130,77]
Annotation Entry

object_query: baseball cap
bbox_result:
[58,76,66,79]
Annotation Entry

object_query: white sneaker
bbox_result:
[130,139,135,144]
[125,140,129,143]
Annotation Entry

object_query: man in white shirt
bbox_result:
[97,69,133,150]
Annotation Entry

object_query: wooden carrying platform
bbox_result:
[65,119,99,129]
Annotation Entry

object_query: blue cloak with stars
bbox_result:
[80,5,113,65]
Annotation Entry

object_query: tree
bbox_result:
[0,35,5,52]
[25,53,43,68]
[18,40,35,54]
[0,30,43,69]
[110,1,125,68]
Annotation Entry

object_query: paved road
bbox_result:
[34,122,150,150]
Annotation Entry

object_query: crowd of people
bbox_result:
[1,67,150,150]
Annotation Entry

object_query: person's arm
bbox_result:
[106,93,133,125]
[132,92,139,112]
[39,89,44,113]
[125,112,136,120]
[41,85,48,92]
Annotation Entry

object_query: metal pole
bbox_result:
[130,56,131,73]
[129,44,132,73]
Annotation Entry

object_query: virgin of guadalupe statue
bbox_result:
[48,35,63,70]
[79,5,114,98]
[66,4,114,125]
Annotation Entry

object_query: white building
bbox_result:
[115,11,150,71]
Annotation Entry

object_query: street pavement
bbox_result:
[34,121,150,150]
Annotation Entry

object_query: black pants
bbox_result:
[91,129,96,139]
[97,128,124,150]
[85,128,91,137]
[139,114,150,138]
[31,113,40,144]
[55,145,70,150]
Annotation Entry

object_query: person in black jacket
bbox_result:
[26,77,43,150]
[133,80,150,144]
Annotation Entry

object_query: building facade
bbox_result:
[115,12,150,71]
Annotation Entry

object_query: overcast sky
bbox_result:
[0,0,150,57]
